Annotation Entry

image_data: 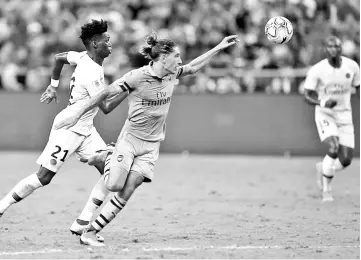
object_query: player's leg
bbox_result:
[104,133,136,192]
[315,112,339,201]
[335,145,354,170]
[333,124,355,172]
[80,140,159,247]
[320,136,339,200]
[71,132,134,239]
[80,170,144,247]
[0,166,50,216]
[70,130,114,236]
[0,129,81,217]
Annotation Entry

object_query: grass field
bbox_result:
[0,152,359,259]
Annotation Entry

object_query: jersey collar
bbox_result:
[147,61,165,80]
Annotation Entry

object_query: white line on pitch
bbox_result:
[0,249,63,256]
[0,244,359,256]
[142,244,360,252]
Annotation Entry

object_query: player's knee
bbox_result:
[327,140,339,154]
[128,172,144,190]
[106,182,124,192]
[339,155,353,168]
[37,168,55,186]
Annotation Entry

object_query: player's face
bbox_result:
[163,46,182,74]
[96,32,112,58]
[325,39,341,59]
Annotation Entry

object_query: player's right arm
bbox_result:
[54,71,137,130]
[98,91,129,114]
[303,65,336,108]
[40,51,82,104]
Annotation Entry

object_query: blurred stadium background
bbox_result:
[0,0,359,155]
[0,0,359,93]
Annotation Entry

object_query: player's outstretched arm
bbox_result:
[40,52,77,104]
[179,35,239,77]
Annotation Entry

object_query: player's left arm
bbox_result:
[177,35,239,78]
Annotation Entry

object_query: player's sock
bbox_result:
[76,177,110,223]
[0,173,43,214]
[333,158,344,172]
[90,193,127,232]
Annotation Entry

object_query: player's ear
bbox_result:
[91,37,98,49]
[161,53,168,63]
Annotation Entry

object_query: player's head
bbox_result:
[79,19,112,58]
[139,32,182,74]
[324,35,342,59]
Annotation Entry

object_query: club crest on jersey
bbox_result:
[117,155,123,162]
[94,80,101,88]
[50,159,57,166]
[346,73,351,78]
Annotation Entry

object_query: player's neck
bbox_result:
[328,57,341,68]
[87,52,104,66]
[151,62,169,79]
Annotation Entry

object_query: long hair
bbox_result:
[139,32,176,61]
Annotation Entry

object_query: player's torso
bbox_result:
[125,67,179,141]
[316,57,355,112]
[55,54,104,136]
[132,74,176,116]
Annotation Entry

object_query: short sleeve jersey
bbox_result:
[112,62,182,142]
[53,51,106,136]
[304,56,360,112]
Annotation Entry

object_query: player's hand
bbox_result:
[216,35,240,51]
[53,115,80,130]
[40,85,59,104]
[323,99,337,108]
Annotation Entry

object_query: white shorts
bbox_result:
[109,129,160,182]
[37,127,106,172]
[315,108,354,148]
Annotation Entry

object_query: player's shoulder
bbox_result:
[342,56,359,69]
[124,66,149,81]
[313,59,328,69]
[307,59,326,75]
[77,53,102,73]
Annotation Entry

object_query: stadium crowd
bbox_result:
[0,0,359,94]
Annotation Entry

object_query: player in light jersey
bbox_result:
[55,32,240,246]
[0,20,127,241]
[304,35,360,202]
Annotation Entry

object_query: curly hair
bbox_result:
[79,19,108,47]
[139,32,176,61]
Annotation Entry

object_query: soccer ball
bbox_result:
[265,16,293,44]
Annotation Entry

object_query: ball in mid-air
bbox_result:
[265,16,293,44]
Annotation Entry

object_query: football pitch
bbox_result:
[0,152,359,259]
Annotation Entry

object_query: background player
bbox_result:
[54,32,240,246]
[304,35,360,202]
[0,20,126,241]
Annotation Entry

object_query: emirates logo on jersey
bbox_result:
[346,73,351,78]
